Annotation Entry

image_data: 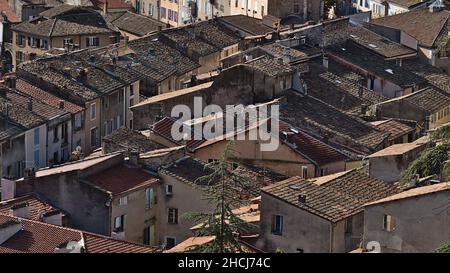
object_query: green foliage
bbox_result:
[185,141,258,253]
[400,144,450,185]
[437,35,450,56]
[431,124,450,142]
[435,242,450,253]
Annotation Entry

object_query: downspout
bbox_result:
[329,222,334,253]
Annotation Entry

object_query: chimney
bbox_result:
[59,100,64,110]
[0,219,22,245]
[129,151,140,167]
[190,74,198,87]
[41,210,64,226]
[27,98,33,111]
[9,202,30,219]
[102,0,108,14]
[361,103,369,115]
[298,194,306,204]
[78,68,88,83]
[0,88,7,98]
[323,54,329,69]
[5,76,16,89]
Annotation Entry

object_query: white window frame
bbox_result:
[90,103,96,120]
[119,196,128,206]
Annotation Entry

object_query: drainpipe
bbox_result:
[329,222,334,253]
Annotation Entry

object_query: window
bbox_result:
[39,39,48,49]
[16,51,25,64]
[90,103,96,120]
[160,7,166,19]
[63,37,73,47]
[166,184,173,196]
[271,215,283,235]
[61,122,68,143]
[53,151,59,164]
[16,34,25,46]
[383,215,396,232]
[130,98,134,107]
[119,196,128,206]
[53,127,59,142]
[145,187,154,209]
[90,127,99,148]
[130,84,134,96]
[74,112,83,129]
[148,3,154,16]
[34,128,40,146]
[168,208,178,224]
[103,122,108,136]
[29,37,37,48]
[114,214,127,232]
[34,149,40,168]
[294,4,299,13]
[261,3,265,16]
[86,36,99,47]
[165,237,176,249]
[302,166,308,179]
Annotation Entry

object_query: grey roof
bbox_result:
[104,11,167,37]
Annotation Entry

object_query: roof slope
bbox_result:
[0,194,61,221]
[104,11,166,36]
[371,8,450,47]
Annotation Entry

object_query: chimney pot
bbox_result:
[298,194,306,204]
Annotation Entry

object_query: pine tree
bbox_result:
[185,141,258,253]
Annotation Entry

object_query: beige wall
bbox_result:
[157,172,215,247]
[84,98,102,155]
[11,31,118,69]
[111,184,158,244]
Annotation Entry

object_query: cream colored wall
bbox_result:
[111,184,158,244]
[429,106,450,129]
[84,98,102,155]
[160,0,181,27]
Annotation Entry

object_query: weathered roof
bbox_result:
[84,164,158,195]
[280,122,348,166]
[90,0,133,10]
[15,79,84,114]
[12,12,117,37]
[381,87,450,113]
[370,119,415,142]
[327,42,426,88]
[188,20,241,49]
[367,142,426,157]
[0,213,159,253]
[305,61,388,113]
[388,0,428,8]
[262,169,400,222]
[245,55,293,77]
[366,182,450,206]
[0,194,62,221]
[280,90,390,155]
[348,27,417,59]
[218,15,275,36]
[35,154,120,178]
[133,82,213,108]
[161,28,219,57]
[102,127,166,153]
[104,11,167,37]
[371,8,450,47]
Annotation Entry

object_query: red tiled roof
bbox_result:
[91,0,133,10]
[0,214,159,253]
[15,79,84,114]
[279,121,348,166]
[85,164,158,195]
[0,214,82,253]
[0,194,61,221]
[370,119,414,142]
[0,1,19,23]
[83,232,159,253]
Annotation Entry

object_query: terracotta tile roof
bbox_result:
[0,194,61,221]
[36,154,121,178]
[85,164,158,195]
[15,79,83,114]
[280,125,348,166]
[103,127,166,153]
[161,156,285,198]
[0,1,19,23]
[348,27,417,59]
[161,28,219,57]
[218,15,275,37]
[367,142,426,157]
[388,0,427,8]
[91,0,133,10]
[280,90,390,156]
[380,87,450,113]
[245,55,294,77]
[370,119,415,142]
[262,169,400,222]
[0,92,47,129]
[165,236,216,253]
[127,35,200,82]
[366,182,450,206]
[305,61,388,113]
[0,214,82,253]
[82,232,159,253]
[0,213,159,253]
[327,42,427,88]
[104,11,167,37]
[188,20,241,49]
[371,8,450,47]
